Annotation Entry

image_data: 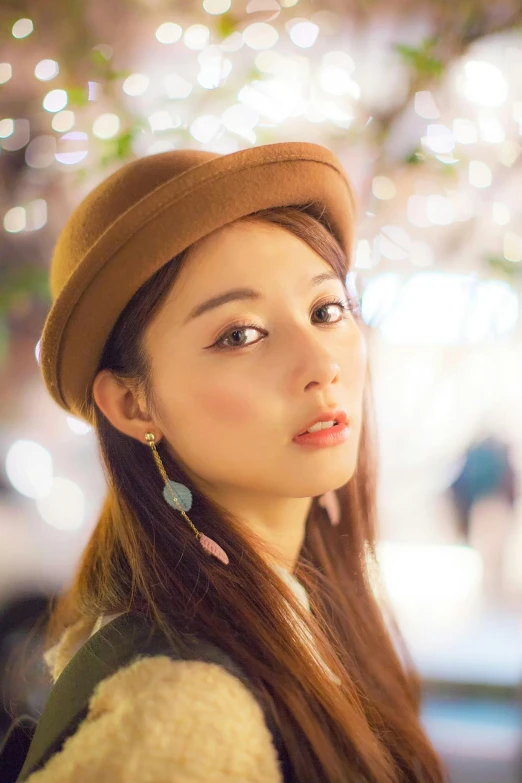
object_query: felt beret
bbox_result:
[38,141,357,425]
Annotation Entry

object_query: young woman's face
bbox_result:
[145,220,367,502]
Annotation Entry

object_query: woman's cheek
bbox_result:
[188,382,260,428]
[351,328,367,377]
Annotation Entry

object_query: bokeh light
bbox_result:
[0,63,12,83]
[36,477,85,531]
[123,73,149,96]
[92,113,120,139]
[43,89,68,113]
[5,440,53,499]
[52,110,75,132]
[34,59,59,81]
[12,18,33,39]
[156,22,183,44]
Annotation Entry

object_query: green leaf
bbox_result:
[246,65,263,82]
[90,48,110,68]
[216,12,238,40]
[487,256,522,277]
[98,124,143,167]
[106,68,133,82]
[116,131,134,158]
[0,266,50,317]
[395,42,444,78]
[404,149,425,165]
[67,85,89,107]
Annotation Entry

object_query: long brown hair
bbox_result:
[43,204,445,782]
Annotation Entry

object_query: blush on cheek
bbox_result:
[188,385,258,427]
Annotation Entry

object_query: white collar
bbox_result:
[271,563,310,612]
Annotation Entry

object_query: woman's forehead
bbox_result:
[182,220,327,284]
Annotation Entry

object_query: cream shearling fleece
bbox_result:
[23,566,343,782]
[24,654,283,783]
[23,565,314,783]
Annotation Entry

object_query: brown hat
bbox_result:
[39,141,357,425]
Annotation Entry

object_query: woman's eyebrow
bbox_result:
[183,271,341,325]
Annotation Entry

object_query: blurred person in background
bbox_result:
[1,143,446,783]
[448,434,518,599]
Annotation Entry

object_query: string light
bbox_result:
[35,59,59,81]
[25,136,56,168]
[221,104,259,139]
[288,20,319,48]
[26,199,48,230]
[55,131,88,165]
[12,18,33,39]
[453,118,477,145]
[503,232,522,263]
[148,110,176,131]
[0,119,14,138]
[203,0,231,13]
[372,176,396,200]
[219,31,243,51]
[426,195,455,226]
[422,124,455,154]
[243,22,278,49]
[123,73,149,96]
[1,119,30,150]
[378,225,412,261]
[189,114,223,142]
[164,72,193,99]
[407,195,430,228]
[460,60,508,107]
[414,91,440,119]
[43,89,68,112]
[468,160,492,188]
[478,111,505,144]
[497,140,521,167]
[156,22,183,44]
[92,113,120,139]
[184,24,210,50]
[0,2,521,341]
[197,46,233,89]
[492,202,511,226]
[354,239,374,269]
[4,207,26,233]
[0,63,12,83]
[52,110,75,132]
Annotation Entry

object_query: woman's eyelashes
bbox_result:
[208,296,353,351]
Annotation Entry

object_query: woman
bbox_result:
[23,143,445,781]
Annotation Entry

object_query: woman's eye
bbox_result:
[211,297,352,351]
[313,299,351,323]
[213,324,263,350]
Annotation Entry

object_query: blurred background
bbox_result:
[1,1,522,780]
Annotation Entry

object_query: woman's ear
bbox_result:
[92,369,160,444]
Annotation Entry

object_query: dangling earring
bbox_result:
[145,432,229,565]
[318,489,341,526]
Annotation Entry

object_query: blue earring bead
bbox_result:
[163,480,193,512]
[145,431,230,566]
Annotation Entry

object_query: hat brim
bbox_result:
[40,142,357,423]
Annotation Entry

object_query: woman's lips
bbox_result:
[292,420,351,448]
[294,408,348,437]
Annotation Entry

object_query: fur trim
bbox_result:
[25,655,283,783]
